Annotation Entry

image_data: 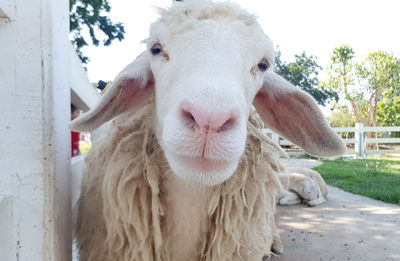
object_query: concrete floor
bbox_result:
[272,186,400,261]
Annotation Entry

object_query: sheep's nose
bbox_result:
[180,101,238,133]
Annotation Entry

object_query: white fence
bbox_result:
[0,0,101,259]
[265,123,400,157]
[0,0,72,260]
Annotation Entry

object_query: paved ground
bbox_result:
[272,159,400,261]
[280,158,323,169]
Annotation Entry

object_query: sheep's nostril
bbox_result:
[184,111,195,122]
[217,118,236,133]
[182,109,198,127]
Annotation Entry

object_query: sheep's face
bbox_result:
[69,2,345,187]
[148,11,274,186]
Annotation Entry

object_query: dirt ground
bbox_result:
[272,159,400,261]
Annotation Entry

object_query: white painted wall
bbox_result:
[0,0,71,260]
[70,44,101,112]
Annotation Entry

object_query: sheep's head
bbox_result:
[70,1,345,186]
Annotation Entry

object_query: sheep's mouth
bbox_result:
[176,156,231,172]
[165,152,240,185]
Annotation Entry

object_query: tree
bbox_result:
[357,51,400,127]
[322,45,365,122]
[70,0,125,63]
[325,46,400,148]
[275,49,338,106]
[324,46,400,126]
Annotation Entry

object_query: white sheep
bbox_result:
[70,1,345,260]
[278,167,328,207]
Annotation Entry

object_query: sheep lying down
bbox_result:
[278,167,328,207]
[70,1,345,260]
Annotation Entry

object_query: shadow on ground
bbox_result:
[272,186,400,261]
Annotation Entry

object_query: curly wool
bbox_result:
[76,101,284,261]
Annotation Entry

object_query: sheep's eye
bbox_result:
[150,44,162,56]
[258,60,269,71]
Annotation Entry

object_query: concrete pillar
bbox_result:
[0,0,71,260]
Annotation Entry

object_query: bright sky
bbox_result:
[84,0,400,87]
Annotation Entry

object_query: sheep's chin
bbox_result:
[166,154,240,186]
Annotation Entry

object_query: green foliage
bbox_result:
[323,45,359,125]
[331,45,356,65]
[378,91,400,136]
[327,104,357,138]
[378,95,400,125]
[315,157,400,205]
[357,51,400,95]
[325,45,357,100]
[328,105,356,127]
[357,51,400,126]
[70,0,125,63]
[275,49,338,106]
[324,46,400,127]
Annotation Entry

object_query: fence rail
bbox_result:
[265,123,400,157]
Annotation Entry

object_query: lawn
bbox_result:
[79,141,92,155]
[314,157,400,205]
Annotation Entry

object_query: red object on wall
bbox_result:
[71,131,80,157]
[71,104,81,157]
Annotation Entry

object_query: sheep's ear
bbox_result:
[69,52,154,132]
[253,72,346,157]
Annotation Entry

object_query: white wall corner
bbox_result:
[0,0,16,25]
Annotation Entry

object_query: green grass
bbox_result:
[79,141,92,155]
[314,157,400,205]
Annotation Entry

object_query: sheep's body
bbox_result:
[278,167,328,206]
[76,102,284,260]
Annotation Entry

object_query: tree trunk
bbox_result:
[367,93,375,126]
[349,100,364,124]
[373,90,380,150]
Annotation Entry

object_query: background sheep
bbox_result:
[70,1,345,260]
[278,167,328,207]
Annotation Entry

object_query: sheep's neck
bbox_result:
[161,171,213,261]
